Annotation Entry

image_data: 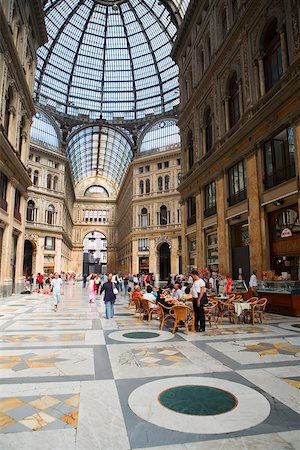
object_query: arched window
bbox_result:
[145,179,150,194]
[53,176,58,191]
[139,180,144,195]
[140,207,149,227]
[159,205,168,225]
[33,170,39,186]
[46,204,55,225]
[47,174,52,190]
[264,18,283,91]
[4,87,13,136]
[221,7,228,40]
[188,131,194,170]
[229,72,240,128]
[158,176,163,192]
[164,175,170,191]
[204,106,213,152]
[26,200,35,222]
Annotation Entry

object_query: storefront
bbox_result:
[44,255,55,274]
[187,237,197,272]
[230,222,250,281]
[268,205,300,280]
[139,256,149,273]
[206,232,218,271]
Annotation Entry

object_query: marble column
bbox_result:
[258,56,266,96]
[293,122,300,220]
[131,240,138,275]
[224,97,230,132]
[246,152,264,275]
[216,176,229,275]
[180,200,188,274]
[279,27,289,72]
[55,238,62,273]
[149,238,156,273]
[170,236,178,275]
[253,60,260,100]
[196,190,205,269]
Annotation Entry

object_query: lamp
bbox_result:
[273,199,284,206]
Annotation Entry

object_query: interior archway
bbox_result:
[83,231,107,275]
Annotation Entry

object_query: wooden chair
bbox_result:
[204,300,219,328]
[157,302,175,330]
[246,297,259,304]
[244,298,267,324]
[127,292,135,309]
[132,298,142,318]
[219,300,236,324]
[172,305,195,335]
[228,294,236,302]
[234,294,243,301]
[140,299,159,322]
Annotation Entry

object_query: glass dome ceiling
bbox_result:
[35,0,191,122]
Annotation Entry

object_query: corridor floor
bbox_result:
[0,285,299,450]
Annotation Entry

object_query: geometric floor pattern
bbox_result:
[0,394,79,433]
[0,286,299,449]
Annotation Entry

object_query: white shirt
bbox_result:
[192,278,206,298]
[172,289,183,300]
[51,278,63,294]
[143,292,157,308]
[249,274,257,288]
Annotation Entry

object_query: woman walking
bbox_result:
[100,274,117,319]
[87,274,95,303]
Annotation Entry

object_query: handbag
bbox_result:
[112,283,118,295]
[200,293,208,305]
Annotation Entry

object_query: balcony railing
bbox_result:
[264,164,296,190]
[187,214,196,226]
[204,205,217,218]
[228,189,247,206]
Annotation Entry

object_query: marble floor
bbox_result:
[0,286,299,450]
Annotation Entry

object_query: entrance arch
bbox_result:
[83,231,107,275]
[23,240,35,276]
[159,242,171,281]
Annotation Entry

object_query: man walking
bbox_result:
[50,272,63,311]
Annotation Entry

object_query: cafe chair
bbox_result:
[244,298,267,324]
[219,300,236,324]
[234,294,243,301]
[140,299,159,322]
[172,305,195,335]
[127,292,135,310]
[157,302,175,330]
[132,298,143,318]
[204,300,219,328]
[228,294,236,302]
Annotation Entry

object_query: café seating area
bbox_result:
[128,290,269,334]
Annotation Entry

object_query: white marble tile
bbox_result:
[0,348,94,378]
[238,368,300,414]
[0,429,76,450]
[85,330,105,345]
[6,320,93,330]
[107,341,230,379]
[208,337,300,365]
[0,381,80,397]
[278,430,300,449]
[76,380,130,450]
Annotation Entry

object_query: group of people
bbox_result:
[85,273,120,319]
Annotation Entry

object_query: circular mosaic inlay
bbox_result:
[291,324,300,329]
[158,385,237,416]
[123,331,160,339]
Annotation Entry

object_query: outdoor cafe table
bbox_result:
[233,301,251,321]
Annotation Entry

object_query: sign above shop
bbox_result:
[281,228,292,238]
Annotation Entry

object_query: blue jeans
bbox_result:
[105,301,114,319]
[124,285,128,296]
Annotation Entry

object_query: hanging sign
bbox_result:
[281,228,292,238]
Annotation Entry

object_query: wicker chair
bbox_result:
[140,298,159,322]
[244,298,267,324]
[127,292,135,309]
[219,300,236,324]
[157,302,175,330]
[228,294,236,302]
[204,300,219,328]
[172,305,195,335]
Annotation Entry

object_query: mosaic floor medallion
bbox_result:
[123,331,160,339]
[158,385,237,415]
[128,376,270,434]
[108,329,174,342]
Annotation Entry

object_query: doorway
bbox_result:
[159,243,170,281]
[83,231,107,275]
[23,240,34,276]
[231,222,250,281]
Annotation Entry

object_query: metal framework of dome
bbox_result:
[35,0,191,122]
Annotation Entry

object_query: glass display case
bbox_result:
[257,280,298,294]
[231,280,248,294]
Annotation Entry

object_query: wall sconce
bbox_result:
[273,200,284,206]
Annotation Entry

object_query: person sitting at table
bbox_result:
[182,282,191,294]
[171,283,183,301]
[143,285,158,309]
[132,284,143,301]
